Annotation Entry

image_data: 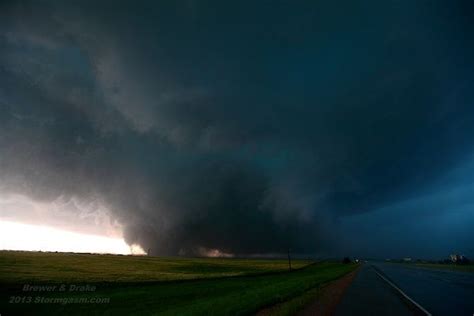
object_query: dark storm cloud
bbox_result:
[1,0,474,256]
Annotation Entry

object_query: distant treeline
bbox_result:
[387,257,471,265]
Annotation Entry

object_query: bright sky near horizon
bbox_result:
[0,220,145,255]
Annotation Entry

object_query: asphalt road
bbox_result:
[373,262,474,316]
[335,264,413,316]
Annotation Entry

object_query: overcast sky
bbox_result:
[1,0,473,258]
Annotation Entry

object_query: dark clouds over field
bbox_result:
[1,1,473,257]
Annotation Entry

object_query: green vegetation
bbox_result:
[0,251,311,283]
[415,263,474,273]
[0,251,356,315]
[258,283,324,316]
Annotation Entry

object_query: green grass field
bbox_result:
[0,251,311,283]
[0,251,356,315]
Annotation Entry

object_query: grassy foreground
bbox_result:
[0,251,356,315]
[0,251,311,283]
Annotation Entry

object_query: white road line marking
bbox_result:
[372,266,432,316]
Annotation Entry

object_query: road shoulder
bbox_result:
[256,265,360,316]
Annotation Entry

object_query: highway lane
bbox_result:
[335,264,413,315]
[374,262,474,316]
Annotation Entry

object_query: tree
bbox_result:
[342,257,351,264]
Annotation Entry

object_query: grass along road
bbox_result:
[0,250,311,283]
[0,251,356,315]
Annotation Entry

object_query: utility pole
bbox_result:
[288,248,292,271]
[148,248,151,256]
